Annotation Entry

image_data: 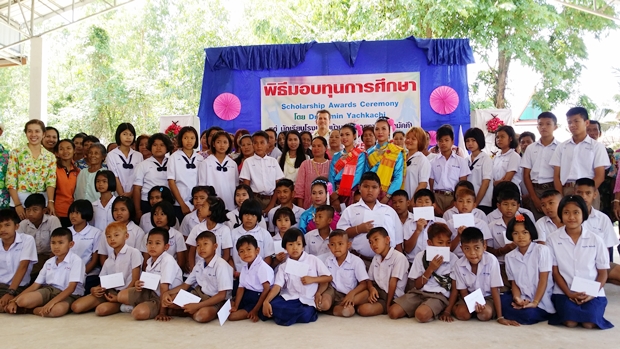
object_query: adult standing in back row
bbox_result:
[312,110,332,139]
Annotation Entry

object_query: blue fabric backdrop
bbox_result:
[198,37,473,133]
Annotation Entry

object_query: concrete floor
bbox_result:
[3,284,619,349]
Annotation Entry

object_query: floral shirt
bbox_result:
[6,145,57,193]
[0,144,9,208]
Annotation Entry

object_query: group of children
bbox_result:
[0,107,617,330]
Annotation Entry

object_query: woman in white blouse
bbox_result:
[277,130,309,182]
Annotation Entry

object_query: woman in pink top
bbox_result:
[295,137,330,209]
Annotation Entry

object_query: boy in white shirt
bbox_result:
[0,209,37,311]
[118,228,183,321]
[319,230,369,317]
[163,231,233,323]
[240,131,285,214]
[442,181,488,223]
[447,188,492,258]
[7,228,85,318]
[535,190,564,243]
[550,107,610,209]
[403,189,447,263]
[305,205,333,257]
[521,112,559,220]
[268,179,304,235]
[356,227,409,317]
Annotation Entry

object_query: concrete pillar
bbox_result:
[29,36,47,123]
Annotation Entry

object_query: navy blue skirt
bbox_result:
[500,293,550,325]
[549,294,613,329]
[268,296,318,326]
[239,289,263,314]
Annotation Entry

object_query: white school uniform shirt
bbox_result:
[520,138,558,184]
[426,153,439,162]
[487,207,535,223]
[325,252,369,294]
[549,135,610,185]
[99,244,143,291]
[505,243,555,314]
[268,146,282,159]
[106,147,144,194]
[267,204,304,234]
[404,152,430,196]
[225,208,267,232]
[336,199,403,258]
[239,257,275,292]
[429,152,471,191]
[492,148,522,188]
[304,229,331,256]
[167,149,204,208]
[409,250,458,298]
[132,156,169,201]
[17,214,62,255]
[0,233,37,286]
[534,216,561,243]
[153,227,187,260]
[447,218,492,258]
[239,154,285,195]
[139,212,180,235]
[274,251,331,306]
[454,251,503,297]
[487,219,510,263]
[547,226,609,296]
[443,207,488,224]
[467,151,493,206]
[198,155,238,211]
[403,211,446,262]
[180,211,203,237]
[187,222,233,264]
[583,208,619,248]
[185,255,233,298]
[91,196,116,233]
[98,221,146,255]
[35,251,85,295]
[231,225,275,271]
[69,224,102,276]
[368,248,409,298]
[145,252,183,296]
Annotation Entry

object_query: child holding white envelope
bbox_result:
[546,195,613,329]
[117,228,182,321]
[446,188,492,258]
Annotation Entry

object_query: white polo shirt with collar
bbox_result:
[368,247,409,298]
[429,152,471,191]
[35,251,85,295]
[520,138,558,184]
[145,252,183,296]
[99,244,143,291]
[324,252,369,294]
[239,256,275,293]
[17,214,62,255]
[239,154,285,196]
[185,254,233,298]
[0,233,37,286]
[549,135,610,185]
[274,251,331,306]
[455,251,503,297]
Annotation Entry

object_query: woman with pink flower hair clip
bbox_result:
[366,117,406,204]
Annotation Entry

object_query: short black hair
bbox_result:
[272,207,297,227]
[148,227,170,244]
[575,177,596,189]
[176,126,199,149]
[275,178,295,190]
[264,128,277,138]
[148,133,174,153]
[68,200,94,221]
[24,193,46,209]
[540,189,562,200]
[460,227,484,244]
[328,229,348,240]
[45,126,59,139]
[566,107,589,121]
[54,139,74,153]
[455,180,475,193]
[252,131,270,143]
[112,196,136,222]
[210,130,233,155]
[495,125,518,149]
[413,189,435,204]
[393,130,405,138]
[428,222,452,241]
[464,127,486,150]
[95,170,117,193]
[206,196,229,224]
[83,135,100,144]
[492,181,520,208]
[367,226,389,239]
[236,234,258,250]
[151,201,176,228]
[234,184,255,204]
[192,185,217,199]
[0,209,20,224]
[88,143,107,160]
[519,131,536,143]
[51,227,73,242]
[239,199,263,223]
[391,189,409,201]
[360,171,381,186]
[558,195,589,222]
[72,132,87,142]
[505,215,538,242]
[196,231,217,244]
[436,125,454,141]
[498,190,521,205]
[148,186,175,204]
[282,228,305,248]
[315,205,335,218]
[114,123,136,145]
[589,120,601,132]
[538,112,557,125]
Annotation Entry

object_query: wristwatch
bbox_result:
[7,288,17,296]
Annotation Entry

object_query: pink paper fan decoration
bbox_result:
[213,93,241,121]
[430,86,459,115]
[427,131,437,147]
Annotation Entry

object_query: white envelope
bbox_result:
[140,272,161,291]
[100,273,125,289]
[464,288,486,313]
[426,246,450,262]
[413,207,435,221]
[217,299,232,326]
[570,276,601,297]
[452,213,475,228]
[173,289,202,307]
[285,258,309,277]
[274,240,286,255]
